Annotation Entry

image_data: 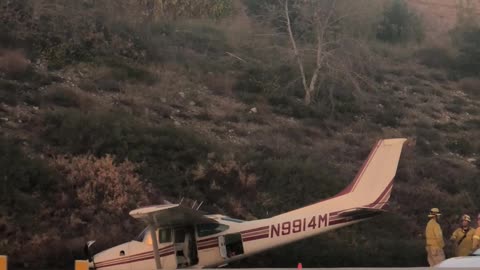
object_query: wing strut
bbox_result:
[149,221,162,269]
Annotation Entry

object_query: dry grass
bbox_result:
[415,46,455,69]
[0,49,30,75]
[41,85,93,109]
[204,72,237,96]
[459,77,480,97]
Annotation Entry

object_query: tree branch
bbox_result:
[285,0,308,94]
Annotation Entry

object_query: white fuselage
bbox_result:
[92,209,380,269]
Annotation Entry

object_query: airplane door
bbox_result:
[158,228,177,269]
[218,235,227,259]
[160,252,177,269]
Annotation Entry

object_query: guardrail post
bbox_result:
[75,260,89,270]
[0,256,7,270]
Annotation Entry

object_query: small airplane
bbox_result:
[436,249,480,268]
[85,138,407,269]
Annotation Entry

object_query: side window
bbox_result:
[197,223,230,237]
[159,229,172,243]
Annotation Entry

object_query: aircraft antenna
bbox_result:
[196,201,204,210]
[191,200,197,209]
[179,197,184,205]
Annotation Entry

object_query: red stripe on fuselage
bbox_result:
[242,229,269,238]
[197,240,217,248]
[95,249,175,269]
[241,226,269,234]
[243,233,269,242]
[198,243,219,250]
[197,237,216,244]
[95,245,173,266]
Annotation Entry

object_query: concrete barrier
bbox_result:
[75,260,89,270]
[0,256,6,270]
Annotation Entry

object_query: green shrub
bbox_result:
[97,57,157,85]
[433,122,464,133]
[374,107,403,127]
[44,42,96,70]
[376,0,424,43]
[145,22,230,63]
[244,150,343,215]
[153,0,233,19]
[414,158,476,198]
[42,109,211,193]
[428,70,448,82]
[0,137,56,209]
[0,69,58,106]
[415,123,445,155]
[445,104,464,114]
[455,27,480,76]
[415,47,455,69]
[327,88,362,120]
[446,138,473,156]
[40,86,91,108]
[233,64,295,104]
[269,96,325,119]
[234,64,298,97]
[94,78,122,92]
[464,119,480,130]
[0,79,20,105]
[445,97,468,114]
[243,0,280,17]
[79,78,122,92]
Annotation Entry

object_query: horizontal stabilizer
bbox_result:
[337,207,386,218]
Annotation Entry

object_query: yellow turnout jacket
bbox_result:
[451,227,475,256]
[426,219,444,249]
[473,227,480,251]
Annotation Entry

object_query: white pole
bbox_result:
[150,225,162,270]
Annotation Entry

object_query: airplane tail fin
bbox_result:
[275,138,407,221]
[339,138,407,209]
[267,139,407,247]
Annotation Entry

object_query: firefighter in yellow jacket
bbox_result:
[425,208,445,266]
[473,213,480,251]
[450,214,475,256]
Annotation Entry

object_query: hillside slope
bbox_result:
[407,0,480,40]
[1,0,480,269]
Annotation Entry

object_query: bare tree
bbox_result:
[284,0,339,105]
[283,0,372,110]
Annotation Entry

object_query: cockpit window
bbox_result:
[197,223,229,237]
[134,227,172,244]
[134,227,148,242]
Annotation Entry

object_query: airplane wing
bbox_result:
[129,204,218,227]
